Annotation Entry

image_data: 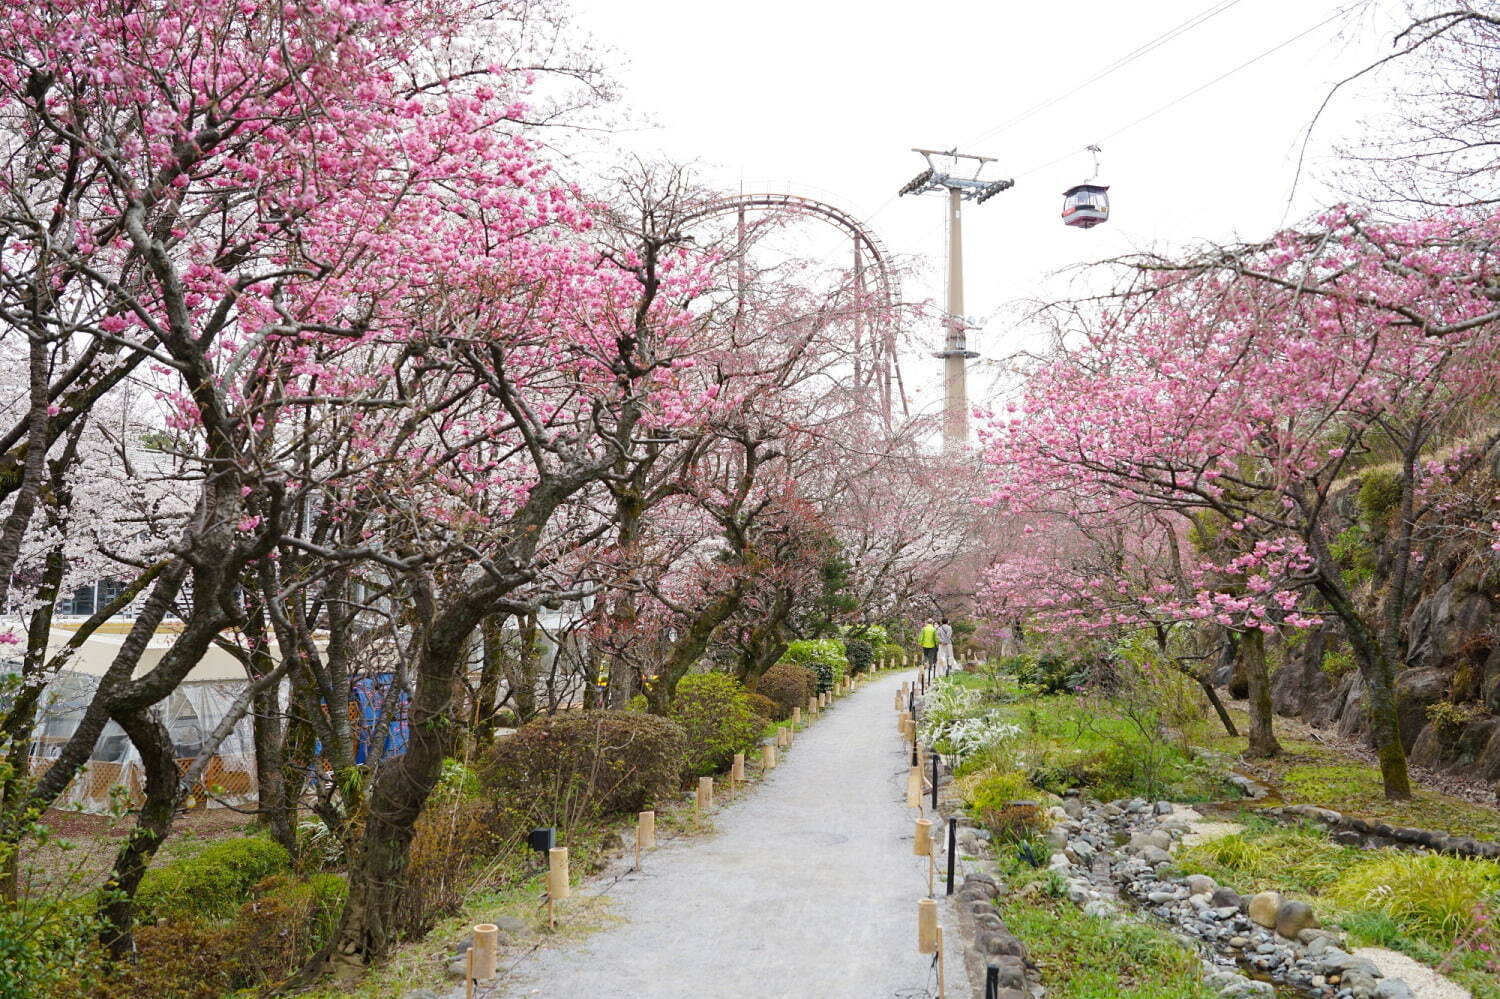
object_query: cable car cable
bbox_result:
[1011,1,1368,183]
[866,0,1249,231]
[963,0,1248,148]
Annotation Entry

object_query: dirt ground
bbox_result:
[1225,698,1497,806]
[17,805,256,901]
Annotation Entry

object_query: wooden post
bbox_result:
[635,810,655,869]
[762,743,776,769]
[792,706,801,726]
[906,765,923,811]
[471,923,498,980]
[894,692,902,710]
[776,725,789,747]
[465,947,474,999]
[731,752,745,789]
[914,818,931,856]
[697,775,713,813]
[918,898,938,954]
[547,846,569,927]
[936,925,946,998]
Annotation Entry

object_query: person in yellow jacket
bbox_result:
[919,618,939,669]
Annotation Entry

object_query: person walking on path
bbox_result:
[936,617,956,674]
[919,617,939,669]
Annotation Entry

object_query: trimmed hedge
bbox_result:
[669,673,760,777]
[114,873,347,999]
[843,638,873,675]
[135,837,290,925]
[753,662,814,720]
[481,710,686,823]
[745,692,780,726]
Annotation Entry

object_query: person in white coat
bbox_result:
[936,616,956,673]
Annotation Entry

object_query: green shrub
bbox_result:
[980,802,1052,845]
[745,692,780,726]
[1327,852,1500,948]
[1011,652,1083,694]
[135,836,290,925]
[114,873,349,999]
[842,638,873,675]
[113,921,238,999]
[669,673,760,777]
[0,902,102,999]
[877,642,907,666]
[965,770,1038,814]
[754,662,814,719]
[779,639,847,693]
[1357,468,1402,528]
[481,710,686,823]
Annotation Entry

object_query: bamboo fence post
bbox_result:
[635,810,655,870]
[762,743,776,769]
[547,846,569,927]
[696,775,713,813]
[906,765,923,812]
[792,706,801,725]
[936,925,947,998]
[731,752,745,790]
[471,923,498,980]
[918,898,938,954]
[465,948,474,999]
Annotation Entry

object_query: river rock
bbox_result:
[1247,891,1281,929]
[1374,980,1416,999]
[1140,846,1174,867]
[1186,874,1217,896]
[1068,839,1097,863]
[1082,899,1117,918]
[1210,886,1244,910]
[1275,899,1318,938]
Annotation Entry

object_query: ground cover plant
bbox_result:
[1196,717,1500,840]
[922,666,1238,807]
[1175,818,1500,999]
[999,894,1217,999]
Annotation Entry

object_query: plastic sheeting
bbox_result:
[26,670,257,814]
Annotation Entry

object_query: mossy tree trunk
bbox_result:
[1240,628,1282,758]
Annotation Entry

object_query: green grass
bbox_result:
[1175,819,1363,895]
[1001,895,1217,999]
[1195,713,1500,840]
[1171,818,1500,999]
[944,685,1237,803]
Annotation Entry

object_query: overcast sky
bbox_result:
[567,0,1408,418]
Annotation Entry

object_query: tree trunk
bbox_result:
[1314,576,1411,798]
[321,594,478,975]
[646,586,744,712]
[505,611,540,723]
[96,710,180,958]
[1240,628,1282,758]
[1196,675,1239,737]
[474,613,507,746]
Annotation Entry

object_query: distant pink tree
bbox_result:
[983,207,1500,797]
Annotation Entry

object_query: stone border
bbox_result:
[1257,803,1500,859]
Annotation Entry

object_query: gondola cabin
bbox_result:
[1062,183,1110,229]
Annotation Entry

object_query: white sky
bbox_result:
[566,0,1409,419]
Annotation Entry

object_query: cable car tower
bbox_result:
[898,148,1012,448]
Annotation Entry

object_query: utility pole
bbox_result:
[898,149,1012,448]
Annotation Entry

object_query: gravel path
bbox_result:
[483,669,968,999]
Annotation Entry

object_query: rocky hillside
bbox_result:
[1258,457,1500,788]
